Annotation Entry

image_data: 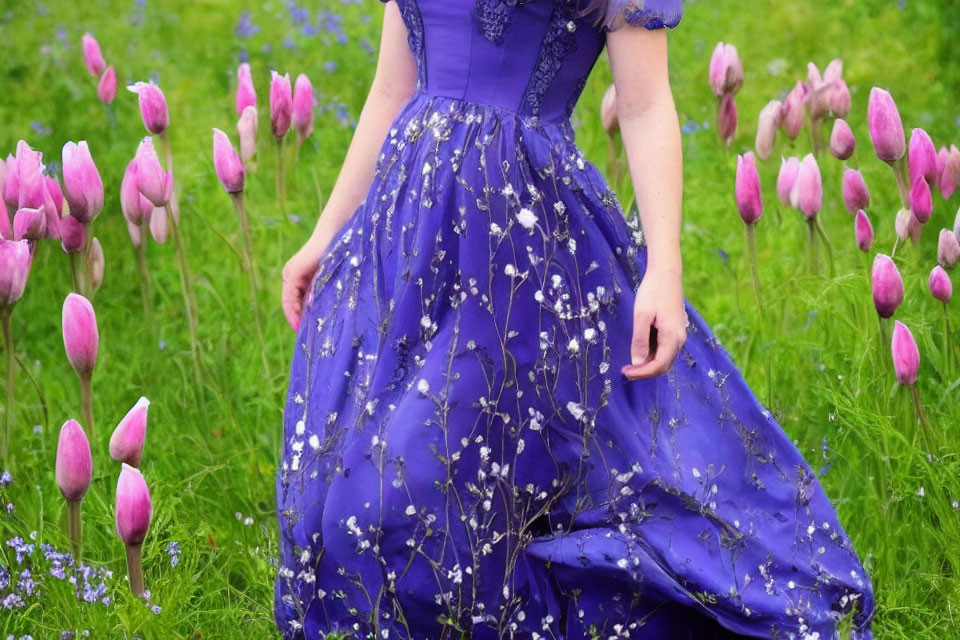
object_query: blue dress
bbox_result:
[274,1,876,638]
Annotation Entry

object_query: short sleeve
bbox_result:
[587,0,684,31]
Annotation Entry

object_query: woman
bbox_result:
[276,1,875,638]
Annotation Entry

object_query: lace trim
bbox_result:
[522,0,580,119]
[400,0,427,91]
[474,0,518,44]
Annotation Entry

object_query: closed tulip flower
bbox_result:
[133,137,173,208]
[63,293,98,377]
[735,152,762,224]
[842,168,870,214]
[98,65,117,104]
[910,175,933,224]
[829,119,856,160]
[120,161,153,226]
[62,141,104,224]
[717,93,737,147]
[938,228,960,268]
[126,216,143,250]
[777,156,800,207]
[236,62,257,115]
[115,463,153,595]
[55,419,92,503]
[212,128,245,193]
[872,253,904,318]
[13,208,47,241]
[791,154,822,220]
[827,80,851,119]
[929,265,952,303]
[708,42,743,98]
[2,154,17,213]
[45,176,63,218]
[0,238,32,308]
[754,100,782,161]
[781,82,806,141]
[237,106,258,164]
[110,397,150,468]
[269,71,293,139]
[891,321,919,386]
[600,84,618,135]
[81,33,105,77]
[149,204,168,244]
[854,210,874,252]
[908,128,938,186]
[87,238,104,294]
[59,215,88,255]
[292,73,316,144]
[939,145,959,200]
[868,88,905,164]
[895,207,923,245]
[128,82,169,136]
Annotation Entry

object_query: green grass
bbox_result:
[1,0,959,637]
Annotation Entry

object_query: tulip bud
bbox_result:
[842,168,870,214]
[868,88,905,164]
[109,397,150,467]
[908,128,938,186]
[2,154,18,213]
[895,208,922,244]
[133,137,172,208]
[236,62,257,115]
[149,205,168,244]
[0,239,32,308]
[600,84,618,135]
[62,293,98,377]
[777,156,800,207]
[62,141,104,224]
[87,238,104,294]
[98,65,117,104]
[871,253,903,318]
[939,146,959,200]
[754,100,782,161]
[829,118,856,160]
[708,42,743,98]
[292,73,316,144]
[791,154,822,220]
[237,106,258,165]
[269,71,293,139]
[781,82,805,140]
[827,80,851,119]
[126,216,143,250]
[910,175,933,224]
[717,93,737,147]
[81,33,105,77]
[115,463,153,546]
[938,228,960,268]
[121,161,151,226]
[929,265,952,304]
[127,82,169,136]
[13,207,47,241]
[735,152,762,224]
[212,128,245,193]
[890,321,919,386]
[45,176,64,218]
[55,419,93,502]
[855,210,873,252]
[823,59,843,84]
[59,216,88,255]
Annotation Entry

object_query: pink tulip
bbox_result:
[0,239,32,308]
[62,293,98,377]
[781,82,806,140]
[0,201,8,241]
[98,65,117,104]
[236,62,257,115]
[790,154,822,220]
[939,146,958,199]
[292,73,316,144]
[868,88,905,164]
[910,175,933,224]
[87,238,104,294]
[829,119,856,160]
[62,141,104,224]
[212,128,245,193]
[45,176,64,218]
[55,419,93,502]
[938,228,960,268]
[854,210,873,252]
[895,208,923,245]
[2,153,18,213]
[13,208,46,241]
[842,169,870,214]
[127,82,169,136]
[15,142,57,232]
[708,42,743,98]
[115,463,153,545]
[149,204,168,244]
[600,84,618,135]
[872,253,903,318]
[126,216,143,250]
[81,34,105,78]
[777,156,800,207]
[269,71,293,139]
[133,137,173,207]
[717,93,737,146]
[735,152,762,224]
[59,216,88,255]
[908,128,938,186]
[890,321,919,386]
[827,80,851,119]
[237,106,258,164]
[120,161,153,226]
[754,100,782,161]
[110,397,150,468]
[929,265,952,303]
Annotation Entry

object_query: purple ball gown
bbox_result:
[275,1,876,638]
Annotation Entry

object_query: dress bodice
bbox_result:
[386,0,683,125]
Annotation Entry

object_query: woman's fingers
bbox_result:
[623,328,682,380]
[281,267,307,333]
[629,310,655,365]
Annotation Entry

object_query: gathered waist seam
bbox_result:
[404,91,573,130]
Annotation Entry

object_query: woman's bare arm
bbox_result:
[606,28,688,379]
[281,1,417,331]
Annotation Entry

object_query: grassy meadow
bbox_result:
[1,0,959,637]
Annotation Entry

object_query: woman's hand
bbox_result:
[621,267,688,380]
[281,238,327,333]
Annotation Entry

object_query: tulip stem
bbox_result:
[134,240,152,320]
[80,372,95,450]
[892,157,911,208]
[125,543,145,596]
[70,253,83,294]
[807,220,819,274]
[276,137,287,216]
[943,303,951,379]
[230,192,269,373]
[1,310,13,462]
[813,216,835,278]
[166,204,202,386]
[67,499,83,561]
[744,223,762,311]
[908,384,933,455]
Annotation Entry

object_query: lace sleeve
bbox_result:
[584,0,684,32]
